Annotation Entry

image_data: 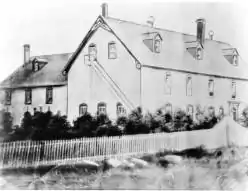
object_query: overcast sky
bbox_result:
[0,0,247,81]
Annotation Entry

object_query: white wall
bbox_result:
[68,27,140,122]
[1,85,67,126]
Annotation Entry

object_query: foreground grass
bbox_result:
[1,146,248,190]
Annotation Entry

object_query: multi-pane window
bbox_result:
[186,76,192,96]
[88,43,97,60]
[116,102,126,116]
[108,42,117,59]
[46,87,53,104]
[25,88,32,105]
[97,102,106,115]
[208,79,214,96]
[165,72,172,95]
[231,81,236,99]
[79,103,88,116]
[187,104,194,118]
[5,89,11,105]
[154,39,161,53]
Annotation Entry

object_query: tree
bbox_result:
[2,111,13,133]
[21,111,33,132]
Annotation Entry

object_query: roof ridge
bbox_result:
[105,16,231,46]
[30,52,73,59]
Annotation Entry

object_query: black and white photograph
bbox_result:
[0,0,248,190]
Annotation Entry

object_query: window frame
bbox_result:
[116,102,126,116]
[232,54,239,66]
[186,75,192,96]
[25,88,32,105]
[97,102,107,115]
[231,81,236,99]
[154,39,161,53]
[108,41,117,59]
[4,89,12,105]
[187,104,194,118]
[46,87,53,104]
[79,103,88,116]
[88,43,97,58]
[208,78,214,97]
[196,47,203,60]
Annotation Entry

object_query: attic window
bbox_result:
[222,48,239,66]
[143,32,162,53]
[33,62,40,72]
[196,47,203,60]
[154,39,161,53]
[233,55,238,66]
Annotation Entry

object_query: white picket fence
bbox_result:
[0,133,183,169]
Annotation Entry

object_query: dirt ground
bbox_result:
[1,146,248,190]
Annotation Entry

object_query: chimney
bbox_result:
[101,3,108,18]
[208,30,214,40]
[195,18,206,46]
[147,16,155,27]
[23,44,30,65]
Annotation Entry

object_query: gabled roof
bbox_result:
[0,53,72,89]
[63,15,248,80]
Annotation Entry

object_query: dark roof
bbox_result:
[0,53,72,89]
[64,15,248,80]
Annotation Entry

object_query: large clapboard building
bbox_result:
[1,3,248,126]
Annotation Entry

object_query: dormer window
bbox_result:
[222,48,239,66]
[154,39,161,53]
[196,47,203,60]
[33,62,39,72]
[233,55,238,66]
[143,32,162,53]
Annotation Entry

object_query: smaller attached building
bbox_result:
[0,45,72,126]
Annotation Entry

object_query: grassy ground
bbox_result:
[1,146,248,190]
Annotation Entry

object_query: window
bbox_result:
[186,76,192,96]
[233,55,238,66]
[196,47,203,60]
[108,42,117,59]
[165,72,172,95]
[116,102,126,116]
[231,81,236,99]
[154,39,161,53]
[33,62,39,72]
[97,102,106,115]
[165,103,172,114]
[79,103,88,116]
[25,88,32,105]
[5,89,11,105]
[208,79,214,96]
[187,104,194,118]
[46,87,53,104]
[88,43,97,60]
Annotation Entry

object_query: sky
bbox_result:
[0,0,248,82]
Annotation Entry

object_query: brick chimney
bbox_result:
[23,44,30,65]
[101,3,108,18]
[196,18,206,46]
[147,16,155,27]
